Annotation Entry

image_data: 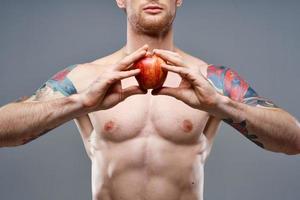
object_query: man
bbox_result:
[0,0,299,199]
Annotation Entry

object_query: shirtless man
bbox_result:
[0,0,300,199]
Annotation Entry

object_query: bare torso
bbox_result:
[71,47,222,200]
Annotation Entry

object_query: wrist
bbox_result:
[68,94,92,117]
[208,94,230,118]
[210,94,247,122]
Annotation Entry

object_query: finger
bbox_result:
[161,64,199,85]
[104,69,141,86]
[122,85,147,100]
[153,49,179,57]
[117,45,148,70]
[145,50,153,57]
[153,49,184,67]
[161,63,189,76]
[151,86,183,100]
[118,68,141,80]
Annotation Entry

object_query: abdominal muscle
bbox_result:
[89,130,207,200]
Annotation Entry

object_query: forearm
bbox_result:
[211,95,300,155]
[0,94,85,147]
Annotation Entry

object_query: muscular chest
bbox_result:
[89,72,210,144]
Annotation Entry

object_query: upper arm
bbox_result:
[207,65,279,108]
[10,64,95,147]
[23,63,94,132]
[23,64,94,139]
[21,64,79,103]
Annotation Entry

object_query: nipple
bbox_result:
[182,119,193,133]
[104,120,115,132]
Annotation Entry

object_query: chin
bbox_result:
[138,13,174,35]
[129,7,175,36]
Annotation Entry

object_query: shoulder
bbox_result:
[178,51,255,101]
[69,48,123,76]
[23,49,122,102]
[175,48,208,66]
[67,48,123,92]
[207,65,258,101]
[89,48,124,66]
[175,47,210,75]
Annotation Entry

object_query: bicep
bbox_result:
[20,64,78,103]
[207,65,279,108]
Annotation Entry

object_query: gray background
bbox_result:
[0,0,299,199]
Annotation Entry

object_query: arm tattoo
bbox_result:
[21,127,56,145]
[33,64,78,100]
[207,65,279,148]
[222,119,264,148]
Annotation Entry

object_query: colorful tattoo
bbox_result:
[34,64,78,97]
[207,65,279,148]
[222,119,264,148]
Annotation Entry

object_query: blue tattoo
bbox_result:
[35,64,78,97]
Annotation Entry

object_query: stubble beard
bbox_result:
[128,10,176,37]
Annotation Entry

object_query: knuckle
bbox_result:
[175,53,182,59]
[186,68,192,73]
[178,59,185,65]
[181,68,189,74]
[118,62,125,68]
[116,74,123,80]
[102,73,116,84]
[107,79,116,85]
[110,74,118,82]
[101,73,110,81]
[118,59,128,67]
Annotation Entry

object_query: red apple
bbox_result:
[133,54,168,90]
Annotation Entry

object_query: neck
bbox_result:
[124,22,175,54]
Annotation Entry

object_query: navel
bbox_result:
[182,119,193,133]
[104,120,115,132]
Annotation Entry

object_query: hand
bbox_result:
[79,45,148,111]
[151,49,224,113]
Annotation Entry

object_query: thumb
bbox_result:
[151,87,182,100]
[122,85,147,100]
